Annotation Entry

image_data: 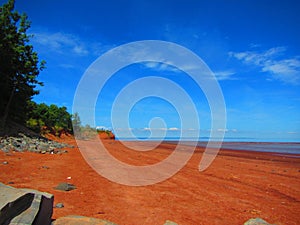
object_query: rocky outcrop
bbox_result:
[98,131,115,140]
[0,133,73,154]
[0,182,53,225]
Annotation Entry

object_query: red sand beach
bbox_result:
[0,135,299,225]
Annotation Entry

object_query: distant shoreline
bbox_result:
[118,139,300,155]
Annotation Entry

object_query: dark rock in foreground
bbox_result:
[0,182,53,225]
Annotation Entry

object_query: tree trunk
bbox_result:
[0,85,15,131]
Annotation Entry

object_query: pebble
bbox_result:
[54,182,77,191]
[55,203,64,208]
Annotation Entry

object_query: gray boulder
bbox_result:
[244,218,273,225]
[54,183,76,191]
[0,182,53,225]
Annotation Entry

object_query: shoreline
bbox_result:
[119,139,300,155]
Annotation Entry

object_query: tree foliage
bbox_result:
[0,0,45,129]
[26,102,73,136]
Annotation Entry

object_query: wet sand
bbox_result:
[0,136,299,225]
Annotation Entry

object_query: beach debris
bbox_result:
[66,176,72,180]
[54,182,77,191]
[249,209,262,215]
[244,218,272,225]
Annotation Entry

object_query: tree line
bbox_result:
[0,0,73,136]
[26,102,73,136]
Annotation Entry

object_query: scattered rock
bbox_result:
[55,202,64,208]
[2,161,8,165]
[52,215,118,225]
[0,182,53,225]
[55,182,77,191]
[244,218,272,225]
[0,133,73,154]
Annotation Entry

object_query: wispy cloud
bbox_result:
[142,62,181,73]
[143,62,236,81]
[31,30,114,56]
[213,70,236,80]
[229,47,300,84]
[32,31,89,56]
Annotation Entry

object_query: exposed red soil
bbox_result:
[0,135,299,225]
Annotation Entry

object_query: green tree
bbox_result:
[26,103,73,136]
[0,0,45,130]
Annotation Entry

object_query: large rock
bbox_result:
[52,215,117,225]
[0,182,53,225]
[244,218,273,225]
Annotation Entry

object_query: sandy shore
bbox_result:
[0,136,299,225]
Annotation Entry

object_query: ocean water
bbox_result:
[117,137,300,155]
[196,141,300,155]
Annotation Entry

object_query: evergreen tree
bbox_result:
[0,0,45,130]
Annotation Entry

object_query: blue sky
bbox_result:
[6,0,300,140]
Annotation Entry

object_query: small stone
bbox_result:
[41,150,47,154]
[54,182,77,191]
[2,161,8,165]
[244,218,272,225]
[55,203,64,208]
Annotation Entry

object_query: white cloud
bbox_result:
[213,70,236,80]
[142,62,181,73]
[143,62,235,81]
[230,47,300,84]
[141,127,180,131]
[32,31,89,56]
[217,128,229,132]
[287,131,298,134]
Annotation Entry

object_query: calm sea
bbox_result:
[117,137,300,155]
